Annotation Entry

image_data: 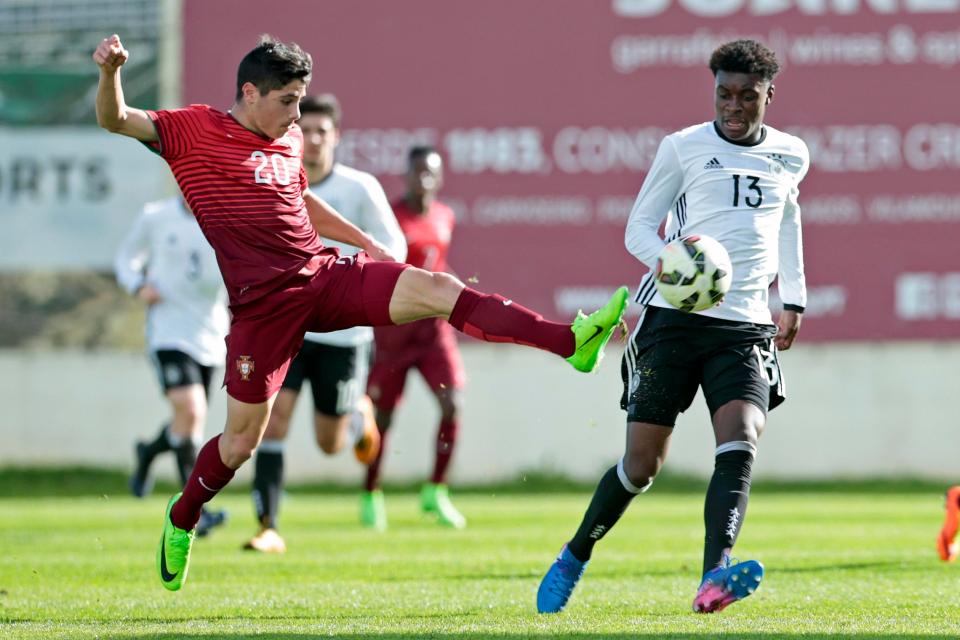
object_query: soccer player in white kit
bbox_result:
[537,39,809,615]
[115,196,230,537]
[245,94,407,553]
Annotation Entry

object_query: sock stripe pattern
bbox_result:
[616,457,653,494]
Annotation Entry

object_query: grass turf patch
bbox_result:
[1,491,959,638]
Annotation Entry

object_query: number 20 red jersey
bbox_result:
[146,105,326,306]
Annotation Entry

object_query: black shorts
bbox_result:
[151,350,215,397]
[281,340,371,417]
[620,306,785,427]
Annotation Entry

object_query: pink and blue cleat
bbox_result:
[692,557,764,613]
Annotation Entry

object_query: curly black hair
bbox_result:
[709,39,780,81]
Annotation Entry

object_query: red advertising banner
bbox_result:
[182,0,960,341]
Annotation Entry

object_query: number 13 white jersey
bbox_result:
[625,122,810,325]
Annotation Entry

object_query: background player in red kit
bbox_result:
[362,146,467,531]
[93,33,628,591]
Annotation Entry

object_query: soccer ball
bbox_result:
[654,235,732,313]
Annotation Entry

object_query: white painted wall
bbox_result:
[1,342,958,484]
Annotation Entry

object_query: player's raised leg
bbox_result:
[387,268,628,373]
[693,400,764,613]
[538,422,670,613]
[158,395,273,590]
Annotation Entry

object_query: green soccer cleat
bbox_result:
[156,492,196,591]
[360,490,388,532]
[421,483,466,529]
[566,286,630,373]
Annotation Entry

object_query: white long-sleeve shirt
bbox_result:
[625,122,809,325]
[114,197,229,365]
[305,163,407,347]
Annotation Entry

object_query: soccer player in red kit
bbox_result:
[93,33,628,591]
[363,146,468,531]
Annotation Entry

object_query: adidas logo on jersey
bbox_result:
[704,157,723,169]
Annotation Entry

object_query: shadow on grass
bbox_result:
[0,466,954,498]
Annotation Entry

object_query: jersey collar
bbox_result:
[712,121,766,147]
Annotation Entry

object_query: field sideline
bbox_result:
[2,489,959,639]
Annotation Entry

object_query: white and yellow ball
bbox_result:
[654,235,732,313]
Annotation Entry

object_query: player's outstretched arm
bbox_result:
[303,189,398,262]
[93,34,157,141]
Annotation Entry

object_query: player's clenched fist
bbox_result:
[93,34,129,72]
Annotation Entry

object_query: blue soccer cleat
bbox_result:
[537,545,588,613]
[692,557,764,613]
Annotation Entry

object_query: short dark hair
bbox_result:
[299,93,342,127]
[709,39,780,82]
[235,35,312,100]
[408,145,440,169]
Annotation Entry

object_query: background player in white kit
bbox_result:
[245,94,407,553]
[115,196,230,537]
[537,39,809,615]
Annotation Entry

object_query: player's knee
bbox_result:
[222,436,257,467]
[728,416,764,446]
[173,402,205,429]
[424,271,463,312]
[621,452,659,489]
[713,399,765,445]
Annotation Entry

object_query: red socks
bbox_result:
[448,288,574,357]
[170,435,235,530]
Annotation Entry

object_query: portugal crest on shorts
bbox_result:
[236,355,255,381]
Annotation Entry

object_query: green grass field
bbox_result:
[2,488,960,639]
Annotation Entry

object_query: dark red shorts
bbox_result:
[224,252,409,403]
[367,318,466,411]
